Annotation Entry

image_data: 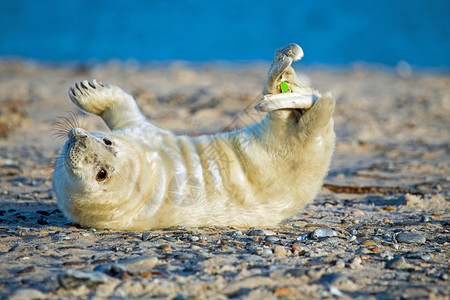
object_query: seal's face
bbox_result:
[63,128,118,188]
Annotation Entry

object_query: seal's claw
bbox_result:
[74,82,84,95]
[80,80,89,90]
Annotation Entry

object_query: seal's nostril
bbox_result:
[68,128,88,140]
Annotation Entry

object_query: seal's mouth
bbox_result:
[65,128,89,169]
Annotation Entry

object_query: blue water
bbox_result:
[1,0,449,67]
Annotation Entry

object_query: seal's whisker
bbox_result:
[42,160,58,179]
[51,112,85,141]
[49,153,72,176]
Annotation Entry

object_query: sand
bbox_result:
[0,60,449,299]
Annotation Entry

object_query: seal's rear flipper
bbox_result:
[262,43,315,96]
[258,43,325,115]
[298,91,335,137]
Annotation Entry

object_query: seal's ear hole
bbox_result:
[96,168,108,182]
[103,138,112,146]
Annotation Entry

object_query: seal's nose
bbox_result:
[68,128,88,140]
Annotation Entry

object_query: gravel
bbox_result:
[394,232,427,244]
[0,61,448,299]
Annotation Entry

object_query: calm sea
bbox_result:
[1,0,449,67]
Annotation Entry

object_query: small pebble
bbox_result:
[94,263,127,276]
[59,269,109,289]
[329,285,344,297]
[361,240,376,246]
[286,268,308,278]
[122,256,159,268]
[348,229,357,236]
[141,232,152,241]
[163,235,176,242]
[420,215,430,222]
[385,256,407,269]
[311,228,338,239]
[247,229,266,236]
[16,256,30,260]
[326,238,340,244]
[291,244,300,253]
[37,216,49,225]
[349,256,362,269]
[321,272,348,285]
[231,230,243,237]
[273,245,288,256]
[240,255,263,263]
[36,245,49,251]
[335,260,346,268]
[316,290,329,297]
[421,254,431,261]
[394,233,426,244]
[273,287,291,296]
[190,244,202,250]
[296,234,308,242]
[262,248,273,255]
[10,288,45,300]
[188,235,199,242]
[265,236,280,243]
[175,253,195,260]
[159,244,171,251]
[249,247,264,255]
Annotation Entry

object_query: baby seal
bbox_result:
[52,43,336,230]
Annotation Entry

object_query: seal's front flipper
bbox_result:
[69,80,146,130]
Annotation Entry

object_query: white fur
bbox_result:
[53,44,336,230]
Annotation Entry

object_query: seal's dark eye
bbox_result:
[103,138,112,146]
[96,168,108,181]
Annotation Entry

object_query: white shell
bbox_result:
[254,93,318,112]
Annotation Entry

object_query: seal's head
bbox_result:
[52,128,165,229]
[64,128,117,186]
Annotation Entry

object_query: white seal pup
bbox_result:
[52,43,336,230]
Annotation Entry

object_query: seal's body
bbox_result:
[53,44,335,230]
